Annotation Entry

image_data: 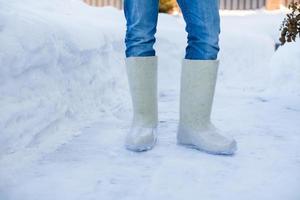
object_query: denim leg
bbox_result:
[124,0,159,57]
[176,0,220,60]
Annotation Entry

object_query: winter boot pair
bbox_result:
[125,56,237,155]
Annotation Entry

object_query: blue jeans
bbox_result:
[124,0,220,60]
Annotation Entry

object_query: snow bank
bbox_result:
[0,0,130,157]
[268,41,300,95]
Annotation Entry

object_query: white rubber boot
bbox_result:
[178,59,237,155]
[125,56,158,152]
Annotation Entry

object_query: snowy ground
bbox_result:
[0,1,300,200]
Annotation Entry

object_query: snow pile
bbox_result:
[268,41,300,95]
[0,0,129,156]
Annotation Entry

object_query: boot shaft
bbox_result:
[179,59,219,130]
[125,56,158,127]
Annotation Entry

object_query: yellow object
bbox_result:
[266,0,281,10]
[159,0,178,13]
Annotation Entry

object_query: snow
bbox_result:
[0,0,299,200]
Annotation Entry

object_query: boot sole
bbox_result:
[126,137,158,152]
[177,141,236,156]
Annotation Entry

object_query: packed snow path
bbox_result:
[2,88,300,200]
[1,1,300,200]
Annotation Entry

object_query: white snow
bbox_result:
[0,1,299,200]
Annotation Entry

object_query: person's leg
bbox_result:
[124,0,159,57]
[124,0,159,151]
[176,0,220,60]
[176,0,237,155]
